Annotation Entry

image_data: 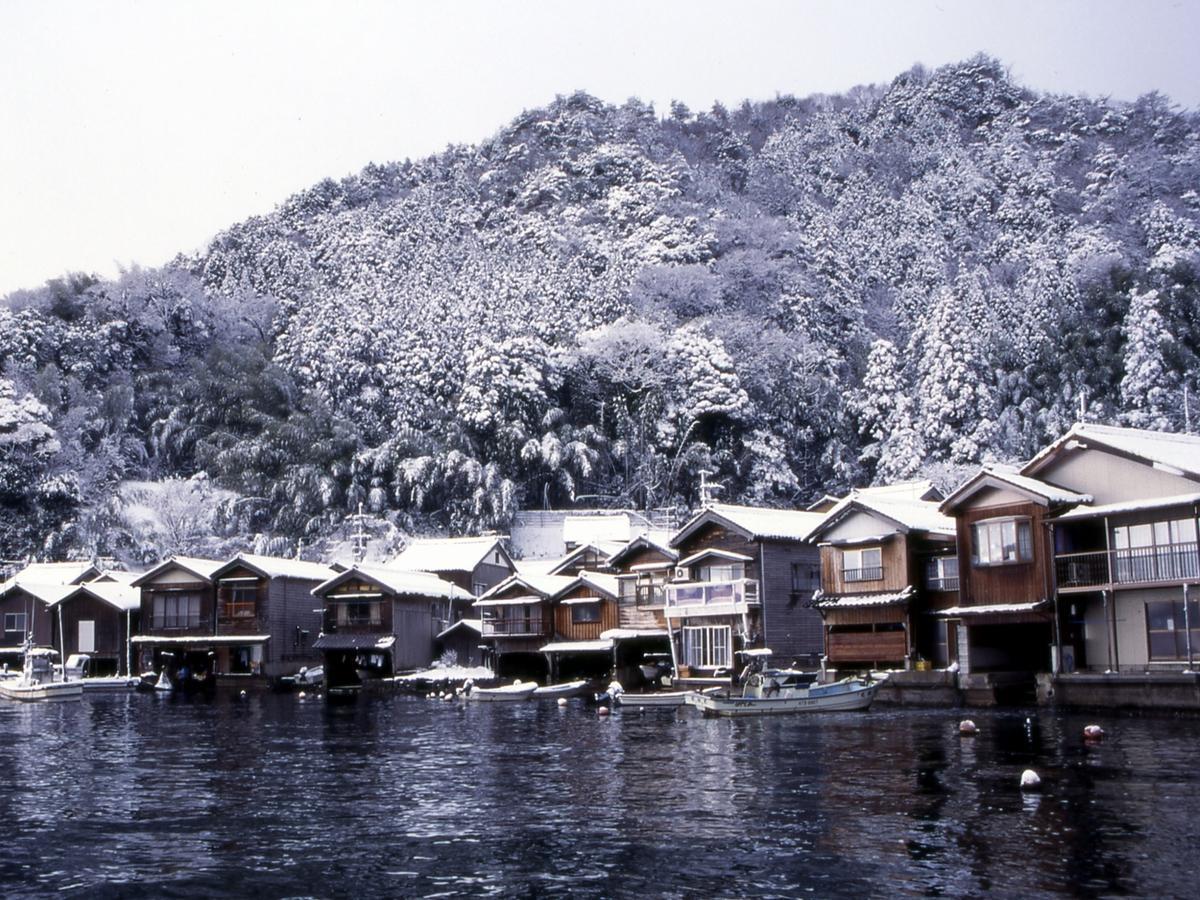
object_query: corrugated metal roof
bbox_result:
[217,554,336,582]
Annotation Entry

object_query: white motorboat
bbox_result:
[0,646,83,702]
[616,690,694,707]
[63,655,137,691]
[531,680,588,699]
[688,674,882,717]
[465,680,538,702]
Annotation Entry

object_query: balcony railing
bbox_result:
[665,578,759,610]
[926,576,960,593]
[220,602,257,620]
[843,566,884,583]
[150,615,203,630]
[481,617,545,637]
[1056,542,1200,589]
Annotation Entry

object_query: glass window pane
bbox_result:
[1172,518,1197,543]
[988,525,1003,564]
[863,548,882,568]
[1001,521,1017,560]
[1154,521,1171,546]
[1129,524,1153,548]
[1017,521,1032,560]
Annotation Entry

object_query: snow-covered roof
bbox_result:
[436,618,483,639]
[806,489,955,541]
[546,540,626,575]
[213,554,336,582]
[940,465,1091,512]
[5,561,100,586]
[54,581,141,613]
[934,601,1050,617]
[676,548,754,568]
[387,535,510,574]
[130,634,272,645]
[1053,492,1200,522]
[605,533,678,569]
[474,595,544,607]
[514,557,563,576]
[538,639,614,654]
[551,571,621,601]
[1024,423,1200,481]
[813,587,915,609]
[313,566,473,601]
[600,627,668,640]
[671,503,826,546]
[563,514,631,546]
[90,570,138,585]
[0,580,75,605]
[477,572,576,602]
[130,556,225,587]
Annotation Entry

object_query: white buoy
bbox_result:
[1083,724,1105,741]
[239,689,247,700]
[298,691,307,700]
[959,719,978,736]
[598,705,610,717]
[443,694,454,702]
[1020,769,1041,790]
[557,697,568,707]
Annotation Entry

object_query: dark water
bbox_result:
[0,693,1196,898]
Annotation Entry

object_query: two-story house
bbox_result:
[474,573,575,678]
[129,556,226,680]
[312,564,475,689]
[388,536,516,597]
[539,572,622,681]
[665,503,826,678]
[49,579,141,676]
[806,482,957,671]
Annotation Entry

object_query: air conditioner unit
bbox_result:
[674,567,688,581]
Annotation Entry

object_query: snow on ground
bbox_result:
[389,665,494,683]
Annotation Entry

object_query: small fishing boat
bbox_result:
[63,654,137,691]
[275,664,325,692]
[688,674,881,717]
[531,680,588,699]
[616,690,694,707]
[465,680,537,702]
[0,645,83,702]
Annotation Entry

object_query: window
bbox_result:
[152,594,202,629]
[842,547,883,582]
[682,625,732,669]
[1113,519,1199,583]
[471,581,487,597]
[222,585,257,620]
[971,518,1033,566]
[3,612,26,635]
[1146,599,1200,660]
[925,556,960,591]
[697,563,744,583]
[791,563,820,593]
[571,602,601,624]
[336,601,382,627]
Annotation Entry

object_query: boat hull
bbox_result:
[531,680,588,699]
[0,680,84,702]
[468,685,537,702]
[616,691,694,707]
[688,680,879,717]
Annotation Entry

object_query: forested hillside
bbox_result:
[2,56,1198,563]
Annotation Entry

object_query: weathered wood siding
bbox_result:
[216,566,267,638]
[392,599,436,670]
[759,540,823,662]
[55,594,127,663]
[552,585,619,641]
[674,523,760,579]
[956,500,1053,607]
[827,630,907,663]
[323,578,395,636]
[140,580,216,637]
[472,561,514,594]
[0,590,53,647]
[819,535,908,595]
[611,545,672,630]
[266,577,325,673]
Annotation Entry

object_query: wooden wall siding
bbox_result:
[760,541,824,661]
[553,591,619,641]
[822,606,906,627]
[217,574,267,637]
[617,594,664,630]
[0,591,53,646]
[140,583,216,637]
[955,501,1053,607]
[56,594,126,659]
[819,535,908,595]
[391,600,436,670]
[610,545,674,574]
[266,577,325,671]
[827,630,907,664]
[474,562,515,593]
[674,523,761,581]
[323,584,395,636]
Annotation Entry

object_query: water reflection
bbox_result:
[1,696,1198,896]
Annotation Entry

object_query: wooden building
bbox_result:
[387,536,515,596]
[0,561,101,665]
[129,556,225,681]
[209,554,337,677]
[474,573,575,679]
[939,466,1090,679]
[806,481,956,670]
[665,503,826,677]
[49,581,141,676]
[312,565,474,688]
[434,617,484,667]
[539,572,621,680]
[545,541,625,577]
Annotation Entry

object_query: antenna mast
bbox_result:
[352,503,368,564]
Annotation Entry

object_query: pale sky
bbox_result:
[1,0,1197,298]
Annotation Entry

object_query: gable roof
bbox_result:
[5,561,100,586]
[53,581,141,613]
[477,572,576,602]
[130,556,225,587]
[806,490,955,541]
[670,503,825,547]
[940,465,1091,513]
[387,535,512,574]
[0,580,76,606]
[605,533,679,570]
[546,540,626,576]
[1023,422,1200,481]
[312,565,473,601]
[550,571,621,602]
[212,554,336,582]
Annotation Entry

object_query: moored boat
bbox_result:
[688,675,882,717]
[531,680,588,699]
[0,646,83,702]
[465,680,537,702]
[615,690,694,707]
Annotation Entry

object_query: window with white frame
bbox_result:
[682,625,732,669]
[842,547,883,582]
[971,518,1033,566]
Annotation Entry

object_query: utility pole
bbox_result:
[351,503,368,564]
